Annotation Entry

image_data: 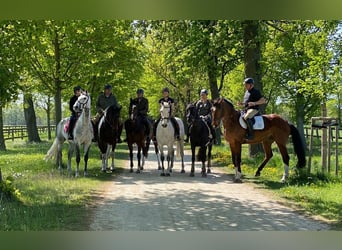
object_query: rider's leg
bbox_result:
[170,117,180,140]
[152,118,160,142]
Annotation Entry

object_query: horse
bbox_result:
[156,101,185,176]
[124,98,152,173]
[211,97,306,183]
[97,105,121,172]
[186,103,212,177]
[45,91,93,177]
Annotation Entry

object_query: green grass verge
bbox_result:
[0,134,127,230]
[211,140,342,230]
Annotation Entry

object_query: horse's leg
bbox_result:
[154,141,161,170]
[207,145,212,174]
[128,143,134,173]
[230,142,242,182]
[57,142,63,173]
[179,140,185,173]
[255,139,274,177]
[166,147,174,176]
[83,143,91,177]
[110,144,116,172]
[75,144,81,178]
[190,143,196,177]
[136,145,142,174]
[201,146,207,177]
[160,146,166,176]
[276,142,290,183]
[67,143,75,176]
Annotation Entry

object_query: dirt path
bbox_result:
[89,146,329,231]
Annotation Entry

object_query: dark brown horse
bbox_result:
[186,103,212,177]
[98,105,121,172]
[124,99,151,173]
[211,97,306,182]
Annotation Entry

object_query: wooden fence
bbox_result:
[304,126,341,140]
[3,125,55,141]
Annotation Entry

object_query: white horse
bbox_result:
[45,91,93,177]
[156,102,185,176]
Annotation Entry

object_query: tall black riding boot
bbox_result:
[245,118,254,140]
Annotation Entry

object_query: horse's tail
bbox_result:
[197,147,206,162]
[44,137,59,163]
[289,124,306,168]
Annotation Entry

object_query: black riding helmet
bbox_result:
[137,88,144,94]
[73,86,81,93]
[162,87,170,93]
[244,78,254,84]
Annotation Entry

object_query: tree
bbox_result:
[262,20,338,143]
[242,20,265,156]
[0,22,20,150]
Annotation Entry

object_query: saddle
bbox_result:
[239,115,265,130]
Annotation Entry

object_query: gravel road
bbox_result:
[89,146,329,231]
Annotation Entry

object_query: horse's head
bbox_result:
[104,105,121,130]
[160,101,171,127]
[73,91,91,113]
[211,97,236,128]
[129,99,138,121]
[186,103,197,124]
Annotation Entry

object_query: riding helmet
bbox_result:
[200,89,208,95]
[104,84,112,90]
[137,88,144,94]
[162,87,170,93]
[244,78,254,84]
[73,86,81,92]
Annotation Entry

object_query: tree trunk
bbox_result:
[242,20,264,157]
[0,103,6,151]
[23,93,41,143]
[47,96,52,140]
[54,28,63,128]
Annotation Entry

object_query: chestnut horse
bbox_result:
[211,98,306,182]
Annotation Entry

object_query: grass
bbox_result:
[211,138,342,230]
[0,134,127,230]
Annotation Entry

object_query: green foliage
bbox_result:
[0,175,21,201]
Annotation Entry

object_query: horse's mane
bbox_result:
[213,97,235,109]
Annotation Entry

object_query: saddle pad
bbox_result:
[239,116,264,130]
[64,120,70,133]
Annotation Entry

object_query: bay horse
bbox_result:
[156,102,185,176]
[124,98,151,173]
[211,97,306,182]
[45,91,93,177]
[97,105,121,172]
[186,103,212,177]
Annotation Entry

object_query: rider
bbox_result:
[94,84,123,143]
[238,78,266,140]
[152,87,180,142]
[131,88,151,141]
[185,89,216,145]
[68,86,82,140]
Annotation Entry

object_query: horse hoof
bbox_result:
[202,173,207,178]
[234,178,242,183]
[140,167,144,171]
[160,173,166,176]
[181,169,185,174]
[130,169,133,173]
[166,173,171,177]
[169,169,172,173]
[101,169,106,173]
[207,169,211,174]
[189,173,195,177]
[158,166,162,170]
[136,170,141,174]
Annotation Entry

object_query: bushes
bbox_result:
[0,169,21,201]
